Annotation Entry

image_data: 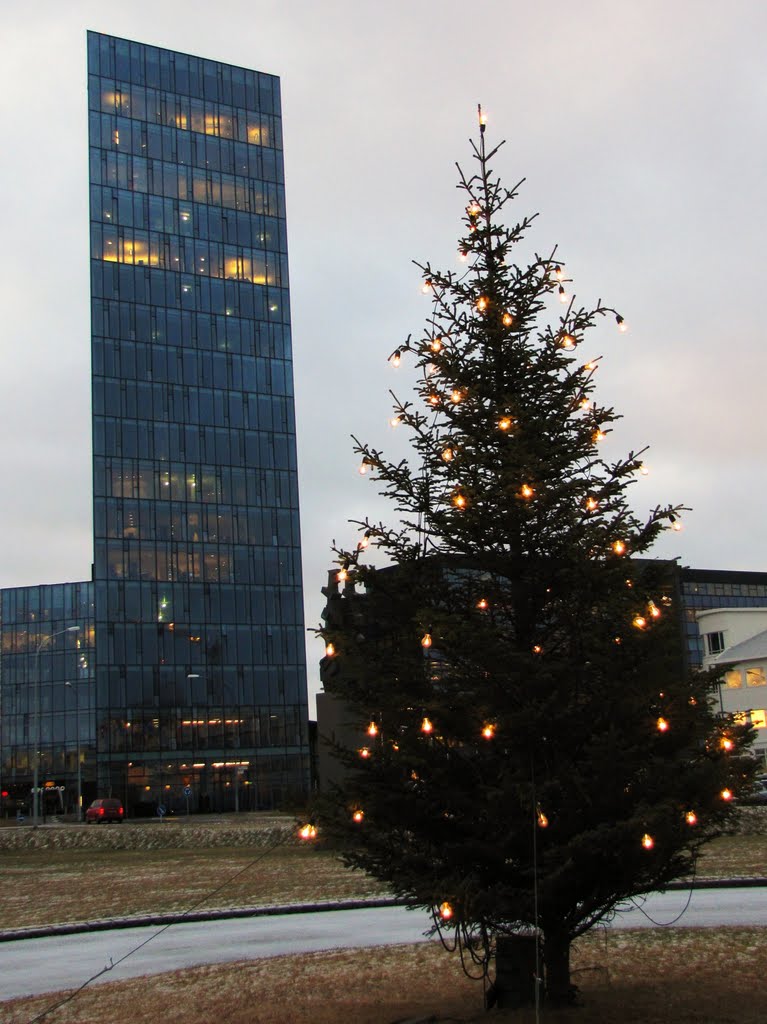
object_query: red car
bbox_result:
[85,798,124,823]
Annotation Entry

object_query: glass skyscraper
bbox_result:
[0,32,309,816]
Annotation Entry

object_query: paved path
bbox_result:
[2,887,766,1002]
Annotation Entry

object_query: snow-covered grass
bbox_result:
[3,928,766,1023]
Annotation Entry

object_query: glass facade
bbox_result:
[677,567,767,669]
[0,33,309,816]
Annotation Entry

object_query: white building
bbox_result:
[697,608,767,762]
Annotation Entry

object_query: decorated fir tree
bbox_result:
[313,109,755,1007]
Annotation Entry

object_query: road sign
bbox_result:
[183,786,192,797]
[157,804,166,818]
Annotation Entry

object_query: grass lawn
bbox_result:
[3,927,766,1023]
[0,815,763,932]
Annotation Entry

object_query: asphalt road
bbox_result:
[2,888,766,1002]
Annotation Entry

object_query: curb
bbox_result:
[2,880,766,944]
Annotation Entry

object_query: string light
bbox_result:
[336,568,348,583]
[532,644,543,655]
[633,616,647,630]
[520,484,534,500]
[352,809,365,822]
[477,598,489,610]
[685,810,698,826]
[498,416,513,431]
[359,459,371,475]
[441,447,456,462]
[561,335,575,349]
[428,393,441,406]
[431,337,443,352]
[299,823,317,840]
[389,351,401,368]
[467,201,481,216]
[390,415,402,428]
[422,279,433,294]
[721,736,734,752]
[584,361,598,371]
[439,901,454,920]
[481,723,495,739]
[558,285,568,303]
[671,520,683,532]
[358,532,371,550]
[325,642,336,657]
[579,398,591,411]
[656,716,669,732]
[358,747,371,759]
[616,314,628,333]
[421,633,433,648]
[367,722,379,737]
[641,833,654,850]
[458,250,468,262]
[593,428,606,443]
[554,266,564,282]
[421,716,434,734]
[477,296,489,312]
[721,788,733,801]
[502,312,514,327]
[537,808,549,829]
[639,463,650,476]
[453,492,467,509]
[648,601,661,619]
[612,540,626,556]
[450,388,463,404]
[585,497,599,512]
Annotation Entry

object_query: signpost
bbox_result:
[157,803,166,822]
[183,786,192,819]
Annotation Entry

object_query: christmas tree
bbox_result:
[313,108,755,1007]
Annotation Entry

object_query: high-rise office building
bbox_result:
[0,32,309,815]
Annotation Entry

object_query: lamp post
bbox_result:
[64,681,82,822]
[32,626,80,826]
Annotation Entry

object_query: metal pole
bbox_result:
[65,682,82,822]
[32,627,80,827]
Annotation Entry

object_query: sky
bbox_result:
[1,0,765,713]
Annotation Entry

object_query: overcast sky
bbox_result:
[1,1,765,712]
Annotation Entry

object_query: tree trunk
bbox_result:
[543,929,574,1005]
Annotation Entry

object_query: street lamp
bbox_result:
[32,626,80,826]
[64,681,82,822]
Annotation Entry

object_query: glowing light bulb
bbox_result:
[421,633,433,648]
[336,568,348,582]
[616,314,628,332]
[648,602,661,619]
[428,393,441,406]
[431,337,443,353]
[352,809,364,822]
[359,533,371,550]
[537,809,549,829]
[325,642,336,657]
[422,279,433,294]
[721,737,734,752]
[477,598,489,610]
[593,429,606,443]
[633,616,647,630]
[367,722,378,737]
[671,520,683,532]
[453,493,467,509]
[579,398,592,411]
[481,723,495,739]
[458,250,468,262]
[390,415,402,428]
[639,463,650,476]
[421,716,434,734]
[685,810,698,826]
[721,788,733,802]
[612,540,626,556]
[585,497,599,512]
[439,901,454,920]
[359,460,370,475]
[656,716,669,732]
[554,266,564,281]
[477,296,489,312]
[532,644,543,655]
[561,335,575,349]
[614,636,622,645]
[390,351,401,368]
[558,285,568,303]
[641,833,654,850]
[441,447,455,462]
[498,417,512,431]
[359,747,371,759]
[450,389,463,404]
[520,484,534,500]
[299,823,317,840]
[502,312,514,327]
[467,201,481,216]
